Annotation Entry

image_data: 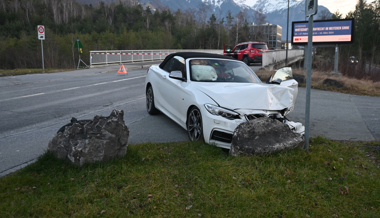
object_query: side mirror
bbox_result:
[266,75,282,84]
[267,67,292,84]
[273,67,293,82]
[169,71,185,81]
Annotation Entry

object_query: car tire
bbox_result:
[243,57,249,66]
[187,107,204,142]
[146,85,159,115]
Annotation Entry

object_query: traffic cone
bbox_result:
[117,65,127,74]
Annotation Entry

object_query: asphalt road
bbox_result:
[0,62,379,177]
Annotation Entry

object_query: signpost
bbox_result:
[37,25,45,73]
[304,0,317,152]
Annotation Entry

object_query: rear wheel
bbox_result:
[243,57,249,66]
[146,85,159,115]
[187,107,204,141]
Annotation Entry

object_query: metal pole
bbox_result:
[304,46,307,70]
[41,40,45,73]
[334,44,339,73]
[76,39,80,69]
[304,15,313,152]
[77,54,81,69]
[285,0,289,65]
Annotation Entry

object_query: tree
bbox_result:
[331,10,343,19]
[225,10,234,44]
[317,9,332,20]
[252,9,267,42]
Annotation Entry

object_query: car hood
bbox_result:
[192,82,296,112]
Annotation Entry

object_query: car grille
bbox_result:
[211,130,233,143]
[245,114,266,121]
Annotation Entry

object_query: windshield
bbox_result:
[189,59,261,83]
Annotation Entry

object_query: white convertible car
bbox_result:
[145,52,304,149]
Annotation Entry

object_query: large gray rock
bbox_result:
[48,110,129,166]
[293,73,306,84]
[230,117,304,156]
[323,78,344,88]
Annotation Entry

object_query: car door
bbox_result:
[156,56,187,124]
[232,45,241,60]
[238,44,248,60]
[223,44,233,56]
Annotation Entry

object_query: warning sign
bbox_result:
[117,65,127,74]
[37,25,45,40]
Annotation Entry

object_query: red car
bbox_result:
[223,42,268,65]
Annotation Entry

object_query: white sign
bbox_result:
[305,0,318,17]
[37,25,45,40]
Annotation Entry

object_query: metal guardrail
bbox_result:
[262,49,304,67]
[89,49,223,66]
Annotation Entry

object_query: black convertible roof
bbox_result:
[159,52,233,69]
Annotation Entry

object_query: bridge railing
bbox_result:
[90,49,223,66]
[262,49,304,67]
[90,49,304,68]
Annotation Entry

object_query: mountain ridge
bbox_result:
[76,0,331,40]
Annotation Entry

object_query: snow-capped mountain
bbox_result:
[198,0,304,14]
[252,0,303,13]
[76,0,331,40]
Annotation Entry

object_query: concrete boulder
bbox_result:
[323,78,344,88]
[48,109,129,166]
[293,73,306,84]
[230,117,304,156]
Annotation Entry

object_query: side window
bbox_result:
[251,44,268,49]
[162,56,186,77]
[162,58,174,72]
[233,45,241,53]
[240,44,248,50]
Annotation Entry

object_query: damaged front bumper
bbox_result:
[202,107,305,149]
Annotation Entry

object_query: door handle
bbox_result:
[162,75,167,79]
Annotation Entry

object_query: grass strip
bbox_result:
[0,137,379,217]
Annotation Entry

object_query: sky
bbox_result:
[243,0,358,17]
[318,0,358,16]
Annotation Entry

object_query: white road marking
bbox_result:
[0,75,146,103]
[62,87,81,91]
[3,93,45,101]
[15,83,143,113]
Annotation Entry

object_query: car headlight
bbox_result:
[204,104,240,120]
